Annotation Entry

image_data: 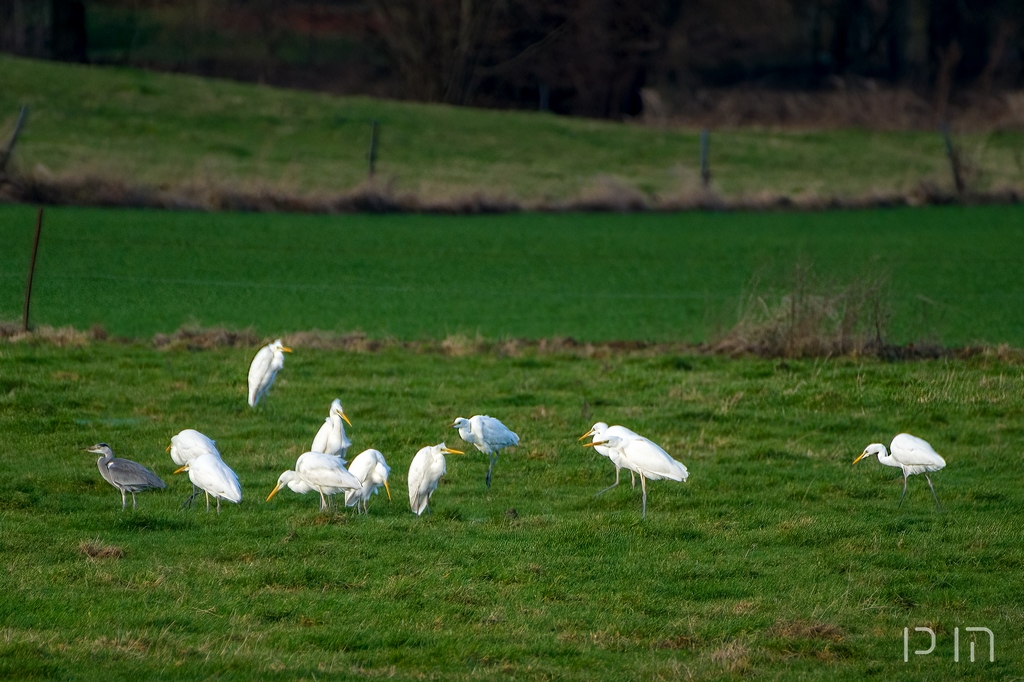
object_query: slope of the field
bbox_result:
[2,54,1023,200]
[1,203,1023,346]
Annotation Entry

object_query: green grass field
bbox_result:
[3,54,1023,201]
[1,343,1021,679]
[2,203,1023,346]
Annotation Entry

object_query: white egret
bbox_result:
[266,470,316,501]
[585,433,688,518]
[267,451,361,511]
[84,443,166,510]
[167,429,221,508]
[408,443,463,516]
[578,422,641,495]
[173,452,242,513]
[854,433,946,509]
[311,399,352,458]
[345,449,392,514]
[247,339,292,407]
[452,415,519,488]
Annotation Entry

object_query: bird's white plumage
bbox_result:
[294,451,361,509]
[269,470,315,497]
[583,422,643,484]
[247,339,291,407]
[454,415,519,454]
[168,429,219,467]
[180,452,242,509]
[408,443,458,516]
[587,431,688,517]
[855,433,946,508]
[311,399,351,458]
[345,449,391,512]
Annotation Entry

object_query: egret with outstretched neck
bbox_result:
[452,415,519,489]
[854,433,945,509]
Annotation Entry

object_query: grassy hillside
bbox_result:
[2,55,1023,202]
[2,203,1023,346]
[0,343,1021,679]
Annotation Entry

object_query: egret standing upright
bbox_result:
[854,433,946,509]
[167,429,221,508]
[452,415,519,488]
[311,399,352,458]
[174,452,242,513]
[247,339,292,407]
[408,443,463,516]
[84,443,166,510]
[345,449,392,514]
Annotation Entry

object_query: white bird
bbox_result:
[452,415,519,488]
[311,399,352,458]
[408,443,463,516]
[247,339,292,407]
[84,443,166,510]
[173,452,242,513]
[345,449,392,514]
[268,451,361,511]
[854,433,946,509]
[167,429,221,508]
[266,469,316,502]
[578,422,641,494]
[584,433,688,518]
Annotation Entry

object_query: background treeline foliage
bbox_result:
[3,0,1023,121]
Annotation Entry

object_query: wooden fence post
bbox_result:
[941,122,965,194]
[367,119,379,178]
[700,129,711,187]
[22,207,44,333]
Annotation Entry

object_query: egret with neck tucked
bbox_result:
[247,338,292,407]
[345,449,392,514]
[408,443,463,516]
[854,433,945,509]
[311,399,352,458]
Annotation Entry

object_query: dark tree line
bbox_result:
[4,0,1023,118]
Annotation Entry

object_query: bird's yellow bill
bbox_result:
[165,444,171,452]
[582,441,609,448]
[266,483,283,501]
[442,447,465,455]
[173,465,189,474]
[853,452,869,465]
[578,429,595,442]
[383,480,392,500]
[281,346,293,353]
[341,412,353,427]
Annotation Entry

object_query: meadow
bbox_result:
[0,341,1022,680]
[2,203,1024,346]
[3,54,1024,202]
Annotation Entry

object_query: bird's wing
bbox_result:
[311,418,332,453]
[891,433,945,468]
[191,456,242,502]
[247,346,274,405]
[107,458,167,490]
[299,453,361,490]
[476,416,520,449]
[408,452,429,514]
[624,438,688,481]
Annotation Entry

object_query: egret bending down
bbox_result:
[408,443,463,516]
[585,433,688,518]
[452,415,519,488]
[854,433,946,509]
[311,399,352,458]
[247,339,292,407]
[174,452,242,513]
[267,451,361,511]
[167,429,221,508]
[345,449,392,514]
[579,422,641,495]
[84,443,166,510]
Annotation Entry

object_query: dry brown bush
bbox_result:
[712,264,890,359]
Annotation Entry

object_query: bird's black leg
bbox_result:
[640,474,648,519]
[181,484,201,509]
[925,475,942,510]
[594,467,620,497]
[897,474,909,509]
[486,453,499,489]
